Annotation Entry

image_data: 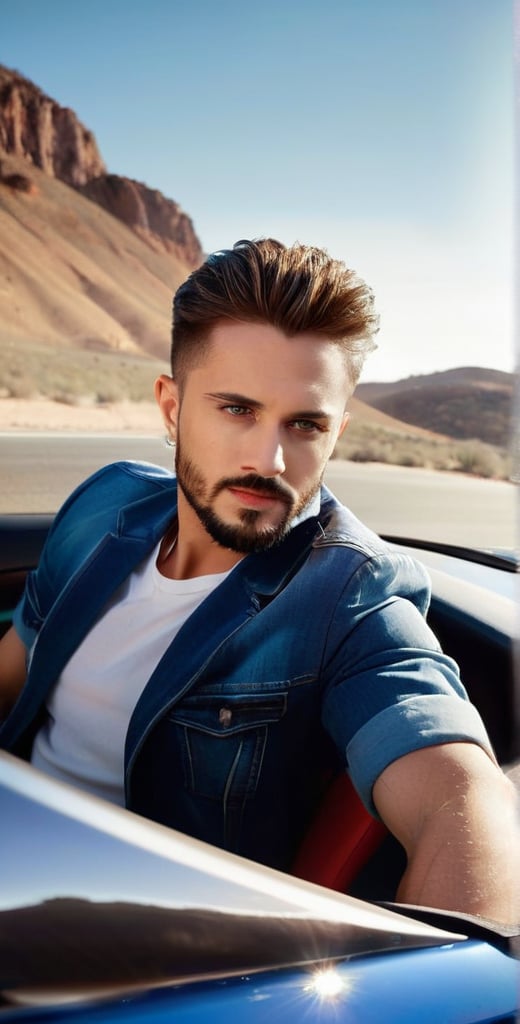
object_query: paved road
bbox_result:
[1,433,516,550]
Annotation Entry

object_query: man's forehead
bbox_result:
[185,326,351,409]
[204,321,348,372]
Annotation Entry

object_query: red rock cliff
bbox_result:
[79,174,203,267]
[0,66,106,186]
[0,65,203,268]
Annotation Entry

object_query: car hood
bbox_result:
[0,752,464,1004]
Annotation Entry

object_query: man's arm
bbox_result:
[373,741,520,926]
[0,626,27,720]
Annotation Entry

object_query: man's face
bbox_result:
[157,322,351,554]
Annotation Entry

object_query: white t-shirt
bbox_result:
[31,542,230,805]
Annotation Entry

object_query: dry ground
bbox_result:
[0,397,163,434]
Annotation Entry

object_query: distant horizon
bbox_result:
[0,1,513,381]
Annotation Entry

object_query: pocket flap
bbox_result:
[169,691,287,736]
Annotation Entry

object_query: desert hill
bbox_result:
[0,153,191,361]
[356,367,514,448]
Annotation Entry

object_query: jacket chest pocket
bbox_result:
[167,690,287,807]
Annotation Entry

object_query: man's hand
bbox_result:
[373,742,520,926]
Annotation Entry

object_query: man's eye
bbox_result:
[291,419,322,433]
[222,405,249,416]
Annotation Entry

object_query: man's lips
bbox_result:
[227,486,288,509]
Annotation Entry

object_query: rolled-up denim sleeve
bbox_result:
[321,551,495,814]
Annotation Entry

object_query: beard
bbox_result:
[174,439,320,554]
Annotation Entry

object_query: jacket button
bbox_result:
[219,707,233,728]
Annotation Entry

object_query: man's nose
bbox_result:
[241,428,286,477]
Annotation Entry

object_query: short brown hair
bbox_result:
[171,238,379,386]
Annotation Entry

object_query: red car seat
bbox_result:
[292,772,388,892]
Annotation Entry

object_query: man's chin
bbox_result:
[202,514,290,554]
[232,532,286,554]
[210,527,287,554]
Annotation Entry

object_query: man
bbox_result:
[0,238,518,924]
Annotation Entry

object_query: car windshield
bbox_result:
[0,4,516,563]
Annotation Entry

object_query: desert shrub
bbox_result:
[5,369,38,398]
[348,445,386,463]
[333,420,510,479]
[389,448,427,468]
[453,441,507,479]
[96,384,127,405]
[53,391,80,406]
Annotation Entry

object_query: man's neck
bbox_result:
[157,499,244,580]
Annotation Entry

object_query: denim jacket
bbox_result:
[3,461,491,869]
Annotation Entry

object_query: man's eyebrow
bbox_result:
[206,391,264,409]
[206,392,332,420]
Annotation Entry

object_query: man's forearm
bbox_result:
[395,786,520,925]
[374,744,520,927]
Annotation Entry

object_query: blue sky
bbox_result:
[1,0,514,380]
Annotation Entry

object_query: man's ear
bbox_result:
[337,411,350,438]
[155,375,179,440]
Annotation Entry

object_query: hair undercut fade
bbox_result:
[171,238,380,387]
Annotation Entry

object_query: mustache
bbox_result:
[212,474,294,504]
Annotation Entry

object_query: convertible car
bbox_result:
[0,495,518,1022]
